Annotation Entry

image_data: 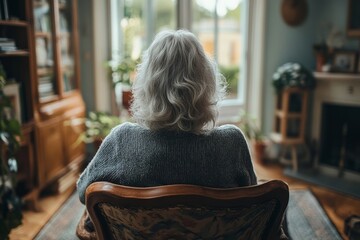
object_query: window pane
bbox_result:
[218,0,243,99]
[59,0,77,92]
[192,0,216,57]
[193,0,245,100]
[154,0,177,33]
[34,0,57,99]
[123,0,145,60]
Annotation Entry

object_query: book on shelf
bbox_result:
[0,42,15,47]
[0,0,9,20]
[0,38,17,52]
[38,75,55,98]
[3,81,22,123]
[0,38,15,45]
[0,46,17,52]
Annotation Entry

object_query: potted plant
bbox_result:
[272,62,315,93]
[76,111,124,149]
[0,65,22,239]
[107,57,139,110]
[237,111,267,164]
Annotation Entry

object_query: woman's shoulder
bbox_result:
[111,121,142,134]
[214,124,244,135]
[211,124,248,141]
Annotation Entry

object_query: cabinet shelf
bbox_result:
[275,111,302,118]
[0,20,28,27]
[37,67,54,76]
[0,50,29,57]
[35,32,52,38]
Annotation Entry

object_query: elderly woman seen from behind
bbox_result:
[77,30,257,230]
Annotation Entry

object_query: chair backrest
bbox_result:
[86,180,289,240]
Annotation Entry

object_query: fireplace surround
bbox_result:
[285,72,360,198]
[311,72,360,182]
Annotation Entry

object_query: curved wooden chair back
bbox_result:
[85,180,289,240]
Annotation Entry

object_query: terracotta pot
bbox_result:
[252,141,266,164]
[93,138,102,150]
[122,90,133,110]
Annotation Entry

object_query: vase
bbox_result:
[252,141,266,164]
[122,89,132,110]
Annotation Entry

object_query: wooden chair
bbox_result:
[81,180,289,240]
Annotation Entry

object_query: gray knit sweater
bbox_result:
[77,122,257,204]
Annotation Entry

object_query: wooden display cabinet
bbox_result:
[0,0,85,206]
[271,87,309,171]
[32,0,85,192]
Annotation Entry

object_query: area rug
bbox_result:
[34,189,342,240]
[286,189,342,240]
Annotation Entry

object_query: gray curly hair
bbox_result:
[130,30,227,134]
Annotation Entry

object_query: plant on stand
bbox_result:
[107,57,138,112]
[0,64,22,239]
[272,62,315,93]
[237,111,266,164]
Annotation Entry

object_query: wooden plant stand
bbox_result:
[270,87,310,171]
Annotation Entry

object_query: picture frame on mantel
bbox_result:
[331,50,357,73]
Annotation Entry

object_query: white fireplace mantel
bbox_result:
[314,72,360,81]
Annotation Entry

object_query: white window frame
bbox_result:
[178,0,251,123]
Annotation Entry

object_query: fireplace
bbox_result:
[283,73,360,197]
[310,72,360,183]
[319,103,360,176]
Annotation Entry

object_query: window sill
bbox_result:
[217,100,244,125]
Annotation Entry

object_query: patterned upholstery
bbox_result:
[98,201,277,239]
[85,181,289,240]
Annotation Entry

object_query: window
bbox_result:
[110,0,248,107]
[193,0,246,103]
[110,0,177,61]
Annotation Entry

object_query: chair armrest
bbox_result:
[76,210,97,240]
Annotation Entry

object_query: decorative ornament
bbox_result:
[281,0,308,26]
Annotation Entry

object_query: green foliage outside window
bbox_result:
[219,65,240,96]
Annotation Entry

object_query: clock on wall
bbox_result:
[281,0,308,27]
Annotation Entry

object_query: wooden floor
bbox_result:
[10,162,360,240]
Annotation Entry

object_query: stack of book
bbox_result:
[0,38,17,52]
[38,75,55,98]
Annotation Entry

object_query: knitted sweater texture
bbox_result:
[77,122,257,204]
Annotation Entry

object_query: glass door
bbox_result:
[33,0,57,100]
[57,0,77,93]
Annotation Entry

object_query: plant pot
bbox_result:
[122,90,132,110]
[252,141,266,164]
[93,138,102,151]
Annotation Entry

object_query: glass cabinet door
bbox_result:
[33,0,57,99]
[57,0,76,92]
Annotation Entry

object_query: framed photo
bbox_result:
[3,82,21,123]
[332,51,357,73]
